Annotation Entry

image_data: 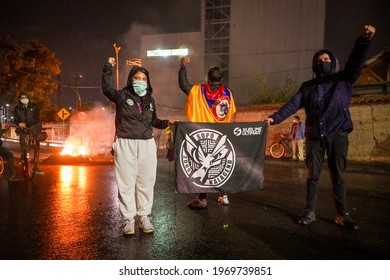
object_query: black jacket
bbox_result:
[101,63,169,139]
[269,35,372,140]
[13,97,42,134]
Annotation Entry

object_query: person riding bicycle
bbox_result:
[13,94,44,174]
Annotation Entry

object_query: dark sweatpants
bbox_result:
[305,133,349,215]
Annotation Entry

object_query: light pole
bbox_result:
[113,43,121,90]
[74,74,83,110]
[5,104,9,124]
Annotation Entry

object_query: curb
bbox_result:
[264,157,390,176]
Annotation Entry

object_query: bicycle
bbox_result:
[269,133,292,159]
[0,129,7,175]
[0,156,4,175]
[20,128,41,180]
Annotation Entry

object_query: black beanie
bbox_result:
[208,67,223,82]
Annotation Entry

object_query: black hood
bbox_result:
[126,66,153,95]
[312,49,337,77]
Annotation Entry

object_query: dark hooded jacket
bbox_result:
[268,35,372,140]
[101,63,169,139]
[13,95,42,135]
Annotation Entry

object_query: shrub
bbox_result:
[251,70,300,105]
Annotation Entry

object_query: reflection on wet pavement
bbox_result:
[0,159,389,260]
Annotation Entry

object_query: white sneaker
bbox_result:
[36,168,45,175]
[218,195,229,205]
[139,216,154,233]
[123,219,135,235]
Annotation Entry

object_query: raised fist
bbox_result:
[363,25,375,40]
[108,57,116,66]
[181,56,191,65]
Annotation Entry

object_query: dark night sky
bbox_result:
[0,0,201,107]
[1,0,388,107]
[324,0,389,64]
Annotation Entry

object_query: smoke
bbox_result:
[67,103,115,156]
[63,23,162,156]
[117,22,161,87]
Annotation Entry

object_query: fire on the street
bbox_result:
[60,143,87,157]
[42,143,92,165]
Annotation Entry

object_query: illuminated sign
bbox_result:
[126,58,141,66]
[147,48,188,57]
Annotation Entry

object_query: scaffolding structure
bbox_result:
[204,0,231,85]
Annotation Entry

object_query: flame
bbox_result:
[60,144,87,156]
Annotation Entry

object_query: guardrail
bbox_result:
[1,123,70,144]
[353,82,390,95]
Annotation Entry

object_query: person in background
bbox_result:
[0,138,19,181]
[179,56,236,209]
[102,57,174,236]
[290,115,305,162]
[13,94,44,174]
[264,25,376,231]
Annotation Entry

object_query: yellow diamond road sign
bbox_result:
[57,108,70,120]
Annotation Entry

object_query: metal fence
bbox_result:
[353,82,390,95]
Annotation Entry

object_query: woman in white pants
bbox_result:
[102,57,174,235]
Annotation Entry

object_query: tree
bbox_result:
[0,37,61,122]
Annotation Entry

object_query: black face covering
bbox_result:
[316,61,332,76]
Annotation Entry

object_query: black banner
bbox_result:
[173,122,268,193]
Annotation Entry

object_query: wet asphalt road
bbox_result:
[0,143,389,260]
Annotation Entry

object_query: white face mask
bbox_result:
[132,81,148,97]
[20,98,29,105]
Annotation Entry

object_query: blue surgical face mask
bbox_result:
[132,81,148,97]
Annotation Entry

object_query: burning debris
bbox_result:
[42,142,94,165]
[60,144,87,157]
[41,152,92,165]
[42,106,115,165]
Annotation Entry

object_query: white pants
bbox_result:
[292,138,305,161]
[113,138,157,220]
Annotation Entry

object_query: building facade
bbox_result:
[140,0,326,109]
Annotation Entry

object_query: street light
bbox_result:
[5,104,9,123]
[74,74,83,110]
